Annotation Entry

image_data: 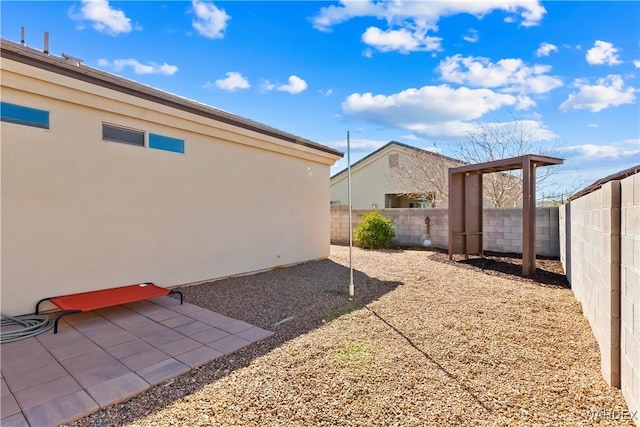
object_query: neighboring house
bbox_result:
[330,141,463,209]
[1,38,342,316]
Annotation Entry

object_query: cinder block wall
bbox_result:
[620,174,640,418]
[560,173,640,420]
[565,181,622,388]
[483,208,559,256]
[330,206,560,256]
[330,206,449,249]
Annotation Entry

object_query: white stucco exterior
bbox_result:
[1,40,341,316]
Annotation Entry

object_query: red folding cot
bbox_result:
[35,282,183,333]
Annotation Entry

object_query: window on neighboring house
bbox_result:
[388,153,399,168]
[102,123,145,147]
[149,133,185,154]
[1,101,50,129]
[330,200,341,205]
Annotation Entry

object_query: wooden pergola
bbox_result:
[448,154,564,276]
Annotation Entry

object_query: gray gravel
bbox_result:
[68,245,633,426]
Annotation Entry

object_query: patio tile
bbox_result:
[160,315,196,328]
[86,372,149,409]
[36,327,84,346]
[1,392,21,417]
[70,317,110,333]
[60,349,129,389]
[0,336,37,350]
[86,328,138,348]
[149,295,183,308]
[208,335,252,355]
[120,348,171,371]
[217,319,254,334]
[136,359,189,386]
[23,390,98,427]
[140,329,185,347]
[188,310,234,327]
[170,302,204,315]
[2,361,67,393]
[105,339,153,359]
[61,311,102,324]
[13,375,81,410]
[0,412,29,427]
[95,306,133,318]
[107,313,154,330]
[124,300,162,315]
[173,320,211,336]
[191,327,230,345]
[1,378,10,395]
[80,322,125,340]
[157,337,203,357]
[1,342,57,375]
[129,322,170,339]
[144,307,181,322]
[235,326,275,342]
[46,337,101,361]
[174,346,223,368]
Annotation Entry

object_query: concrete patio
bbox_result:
[0,296,273,426]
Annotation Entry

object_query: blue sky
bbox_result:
[2,1,639,195]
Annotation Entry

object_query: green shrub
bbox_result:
[354,211,396,249]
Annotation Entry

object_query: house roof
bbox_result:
[330,140,463,180]
[569,164,640,201]
[1,38,343,158]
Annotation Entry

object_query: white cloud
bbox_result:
[97,58,178,75]
[71,0,133,35]
[311,1,545,54]
[212,71,249,91]
[191,0,230,39]
[560,75,636,112]
[586,40,622,65]
[342,85,521,134]
[565,139,640,159]
[362,27,442,53]
[634,60,640,69]
[260,79,276,92]
[535,42,558,57]
[312,1,546,31]
[462,29,479,43]
[329,138,388,152]
[588,123,599,128]
[437,55,563,94]
[277,75,308,94]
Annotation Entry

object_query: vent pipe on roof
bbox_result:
[43,32,49,54]
[21,27,25,45]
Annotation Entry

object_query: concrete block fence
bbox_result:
[330,206,560,257]
[560,172,639,422]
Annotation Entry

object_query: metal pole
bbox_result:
[347,131,354,297]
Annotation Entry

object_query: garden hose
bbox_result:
[0,313,54,343]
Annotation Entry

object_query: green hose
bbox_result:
[0,314,54,343]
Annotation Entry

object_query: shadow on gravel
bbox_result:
[70,259,402,426]
[428,250,570,289]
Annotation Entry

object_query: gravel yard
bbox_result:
[70,245,632,426]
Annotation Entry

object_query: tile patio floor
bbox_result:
[1,296,273,427]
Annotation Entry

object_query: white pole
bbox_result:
[347,131,354,297]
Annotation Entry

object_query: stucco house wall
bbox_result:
[1,39,342,316]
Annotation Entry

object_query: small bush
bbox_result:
[354,211,396,249]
